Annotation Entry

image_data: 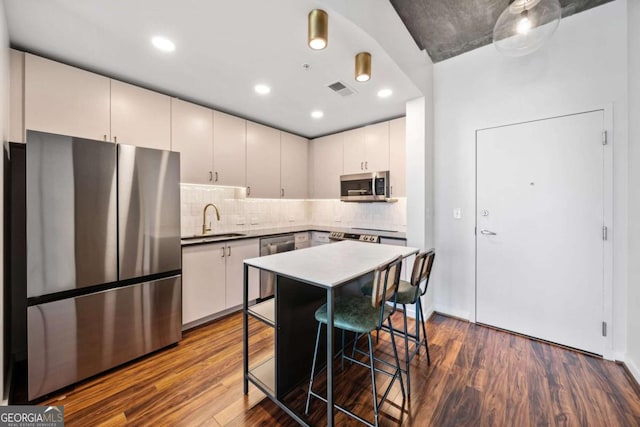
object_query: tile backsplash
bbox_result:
[180,184,406,236]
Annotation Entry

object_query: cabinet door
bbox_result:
[25,54,110,142]
[309,133,344,198]
[182,243,227,325]
[363,121,390,172]
[246,121,281,198]
[342,127,365,174]
[213,111,246,186]
[225,239,260,307]
[389,117,406,197]
[280,132,308,199]
[171,99,214,184]
[111,80,171,150]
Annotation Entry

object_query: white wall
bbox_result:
[0,0,9,402]
[433,0,628,356]
[405,65,435,316]
[626,0,640,382]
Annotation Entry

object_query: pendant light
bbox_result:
[493,0,561,57]
[308,9,328,50]
[355,52,371,82]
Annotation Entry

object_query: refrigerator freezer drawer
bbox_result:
[27,276,182,400]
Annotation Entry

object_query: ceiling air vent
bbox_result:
[327,81,356,97]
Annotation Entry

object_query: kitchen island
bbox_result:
[242,240,418,426]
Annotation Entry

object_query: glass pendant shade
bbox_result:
[493,0,561,57]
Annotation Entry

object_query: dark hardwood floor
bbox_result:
[42,312,640,426]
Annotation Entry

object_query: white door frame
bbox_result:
[474,105,614,360]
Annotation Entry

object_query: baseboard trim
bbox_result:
[433,309,471,323]
[620,358,640,395]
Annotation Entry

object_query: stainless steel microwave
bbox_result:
[340,171,390,202]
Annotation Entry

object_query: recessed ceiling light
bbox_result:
[151,36,175,52]
[377,89,393,98]
[254,84,271,95]
[311,110,324,119]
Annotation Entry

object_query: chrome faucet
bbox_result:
[202,203,221,235]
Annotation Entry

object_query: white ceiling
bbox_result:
[4,0,424,138]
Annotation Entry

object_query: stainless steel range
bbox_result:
[328,231,380,243]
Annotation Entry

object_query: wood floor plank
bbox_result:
[38,313,640,426]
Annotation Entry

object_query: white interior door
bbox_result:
[476,111,605,355]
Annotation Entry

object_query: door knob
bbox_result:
[480,229,497,236]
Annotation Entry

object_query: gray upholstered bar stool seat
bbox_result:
[361,249,436,396]
[305,256,406,427]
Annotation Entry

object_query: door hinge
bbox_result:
[602,130,608,145]
[602,226,608,241]
[602,321,607,337]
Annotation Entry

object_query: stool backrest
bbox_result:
[410,250,436,300]
[371,255,403,327]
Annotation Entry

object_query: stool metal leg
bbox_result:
[417,298,431,365]
[402,304,411,396]
[305,322,323,415]
[388,317,406,403]
[367,333,379,427]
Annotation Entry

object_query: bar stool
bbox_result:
[361,249,436,396]
[304,256,405,427]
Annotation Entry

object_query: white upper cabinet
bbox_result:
[213,111,246,187]
[246,121,281,198]
[111,80,171,150]
[9,50,24,143]
[342,122,390,174]
[280,132,309,199]
[310,133,343,199]
[389,117,406,197]
[364,121,390,172]
[171,99,214,184]
[24,54,111,142]
[343,127,365,174]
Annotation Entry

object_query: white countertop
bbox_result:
[244,240,418,288]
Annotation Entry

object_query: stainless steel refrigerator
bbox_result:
[9,130,181,400]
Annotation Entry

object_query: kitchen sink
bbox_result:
[182,232,246,241]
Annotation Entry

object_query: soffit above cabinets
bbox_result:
[389,0,615,63]
[3,0,423,139]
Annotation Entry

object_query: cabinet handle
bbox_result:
[365,161,368,170]
[247,186,251,196]
[209,171,213,182]
[281,188,284,197]
[221,247,226,258]
[360,161,364,170]
[390,185,393,196]
[114,136,118,143]
[215,171,219,182]
[227,246,231,256]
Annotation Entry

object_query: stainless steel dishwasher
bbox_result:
[259,234,295,299]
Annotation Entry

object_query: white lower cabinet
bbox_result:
[225,239,260,307]
[182,238,259,327]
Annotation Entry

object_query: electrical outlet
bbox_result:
[288,216,295,222]
[453,208,462,219]
[250,217,258,225]
[236,216,245,225]
[334,216,342,222]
